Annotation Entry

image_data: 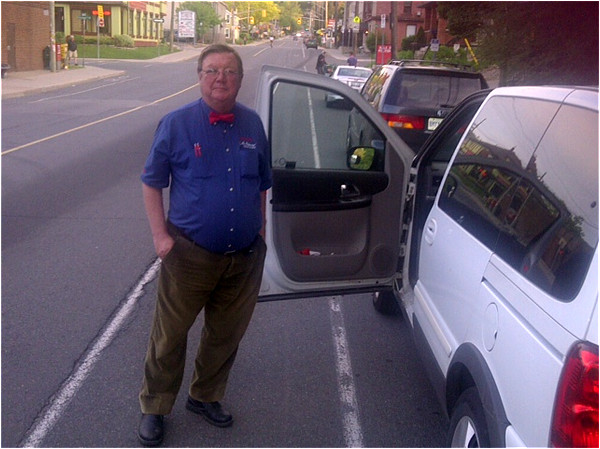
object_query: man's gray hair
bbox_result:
[197,44,244,77]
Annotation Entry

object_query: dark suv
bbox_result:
[361,60,488,151]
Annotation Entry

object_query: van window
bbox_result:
[439,96,597,300]
[362,67,393,110]
[523,104,598,300]
[388,72,484,108]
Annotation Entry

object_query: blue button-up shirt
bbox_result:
[141,99,271,253]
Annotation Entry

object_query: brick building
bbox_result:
[2,2,52,72]
[362,1,451,46]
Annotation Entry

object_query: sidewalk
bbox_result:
[1,46,203,100]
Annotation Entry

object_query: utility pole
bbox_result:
[169,1,174,52]
[390,1,397,59]
[50,1,56,72]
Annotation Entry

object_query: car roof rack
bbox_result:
[389,59,475,71]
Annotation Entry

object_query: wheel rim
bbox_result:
[451,415,480,448]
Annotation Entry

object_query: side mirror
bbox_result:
[348,146,375,171]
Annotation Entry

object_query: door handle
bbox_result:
[424,218,437,245]
[340,183,360,199]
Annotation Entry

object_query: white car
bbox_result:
[326,65,372,106]
[256,65,599,448]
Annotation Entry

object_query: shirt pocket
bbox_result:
[190,149,217,179]
[240,149,259,178]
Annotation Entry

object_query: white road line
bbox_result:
[20,259,162,448]
[329,297,364,448]
[2,84,197,156]
[29,76,140,103]
[306,89,321,168]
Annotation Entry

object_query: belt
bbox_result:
[167,221,256,256]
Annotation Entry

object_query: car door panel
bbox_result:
[256,66,414,299]
[271,168,388,212]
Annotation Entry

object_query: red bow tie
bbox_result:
[209,111,235,125]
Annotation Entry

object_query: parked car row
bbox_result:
[257,61,598,448]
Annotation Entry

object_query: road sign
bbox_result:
[97,5,104,19]
[381,14,386,28]
[79,14,91,20]
[353,16,360,24]
[99,18,105,28]
[430,38,440,52]
[153,18,164,23]
[377,45,392,64]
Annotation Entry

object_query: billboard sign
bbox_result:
[178,10,196,38]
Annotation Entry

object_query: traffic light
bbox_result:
[297,18,302,25]
[249,16,254,25]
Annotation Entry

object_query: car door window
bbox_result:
[270,81,385,171]
[439,96,598,300]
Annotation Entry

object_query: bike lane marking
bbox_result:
[20,259,161,448]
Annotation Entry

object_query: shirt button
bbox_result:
[228,167,232,172]
[230,228,234,232]
[226,148,230,152]
[230,207,234,212]
[229,187,234,192]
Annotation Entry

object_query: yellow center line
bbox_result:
[2,84,197,156]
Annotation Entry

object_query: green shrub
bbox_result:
[113,34,135,48]
[424,46,472,66]
[395,50,414,60]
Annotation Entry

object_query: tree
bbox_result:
[276,1,303,33]
[225,2,281,26]
[438,2,598,86]
[178,2,222,40]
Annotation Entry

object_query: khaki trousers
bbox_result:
[139,232,266,415]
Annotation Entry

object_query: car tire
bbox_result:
[447,387,491,448]
[372,290,400,315]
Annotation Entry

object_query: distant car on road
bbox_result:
[326,65,373,107]
[305,38,318,49]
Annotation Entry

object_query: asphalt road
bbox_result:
[1,38,447,447]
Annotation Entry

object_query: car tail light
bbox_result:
[381,113,425,130]
[550,341,599,447]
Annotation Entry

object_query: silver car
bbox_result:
[255,65,599,448]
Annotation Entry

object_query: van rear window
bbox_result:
[389,73,483,108]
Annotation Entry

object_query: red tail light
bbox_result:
[381,113,425,130]
[550,341,599,447]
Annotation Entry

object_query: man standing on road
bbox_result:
[137,44,271,446]
[347,52,357,67]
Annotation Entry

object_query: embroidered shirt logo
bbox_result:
[239,137,256,150]
[194,142,202,157]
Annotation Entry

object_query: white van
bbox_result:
[255,66,598,447]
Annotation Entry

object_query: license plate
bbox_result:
[428,117,443,131]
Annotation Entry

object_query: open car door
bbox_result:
[256,66,414,301]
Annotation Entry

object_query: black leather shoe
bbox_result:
[138,414,164,446]
[186,396,233,427]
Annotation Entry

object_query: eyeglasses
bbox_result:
[200,68,240,79]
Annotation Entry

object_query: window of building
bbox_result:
[406,25,416,37]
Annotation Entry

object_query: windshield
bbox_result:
[389,72,483,108]
[337,68,372,78]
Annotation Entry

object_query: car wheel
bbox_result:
[447,387,491,448]
[372,290,400,315]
